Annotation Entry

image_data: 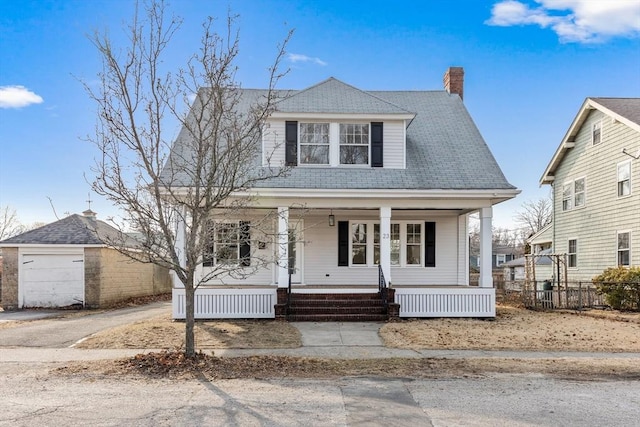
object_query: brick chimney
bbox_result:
[443,66,464,100]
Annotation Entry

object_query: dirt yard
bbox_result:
[74,304,640,353]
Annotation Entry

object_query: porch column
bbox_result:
[379,206,392,285]
[479,207,493,288]
[277,207,289,288]
[172,207,186,288]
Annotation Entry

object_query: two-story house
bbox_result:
[169,67,519,319]
[540,98,640,281]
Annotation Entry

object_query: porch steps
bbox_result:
[287,292,388,321]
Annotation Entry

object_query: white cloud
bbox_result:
[486,0,640,43]
[287,53,327,66]
[0,85,44,108]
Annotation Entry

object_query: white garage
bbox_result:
[20,251,85,308]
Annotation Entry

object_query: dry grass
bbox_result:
[56,353,640,381]
[380,305,640,352]
[75,313,302,349]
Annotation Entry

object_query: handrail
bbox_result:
[378,264,388,309]
[286,270,293,316]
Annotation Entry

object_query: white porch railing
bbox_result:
[394,287,495,317]
[172,287,276,319]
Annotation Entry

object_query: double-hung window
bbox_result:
[406,224,422,265]
[574,178,585,207]
[568,239,577,268]
[203,222,250,267]
[618,161,631,197]
[339,124,369,165]
[351,223,367,265]
[299,123,330,165]
[374,223,400,265]
[592,121,601,145]
[562,183,573,211]
[618,232,630,267]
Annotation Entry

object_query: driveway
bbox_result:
[0,302,170,348]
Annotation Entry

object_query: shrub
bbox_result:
[592,267,640,310]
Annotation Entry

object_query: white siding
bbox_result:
[553,110,640,280]
[382,120,405,169]
[262,119,286,166]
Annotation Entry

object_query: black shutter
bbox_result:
[425,222,436,267]
[285,121,298,166]
[371,122,383,167]
[338,221,349,266]
[239,221,251,267]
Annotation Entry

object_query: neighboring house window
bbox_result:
[351,223,367,265]
[406,223,421,265]
[618,161,631,197]
[496,254,506,266]
[568,239,577,268]
[339,123,369,165]
[574,177,585,207]
[592,121,601,145]
[618,232,630,267]
[204,222,250,267]
[299,123,330,164]
[562,183,573,211]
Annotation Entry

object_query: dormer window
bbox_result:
[299,123,330,165]
[340,124,369,165]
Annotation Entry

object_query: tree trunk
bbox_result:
[184,282,195,357]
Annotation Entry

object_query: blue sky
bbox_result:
[1,0,639,230]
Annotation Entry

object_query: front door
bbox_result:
[288,220,303,283]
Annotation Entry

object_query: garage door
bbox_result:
[21,253,84,308]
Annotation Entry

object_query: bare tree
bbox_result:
[83,0,292,356]
[514,198,552,236]
[0,206,25,241]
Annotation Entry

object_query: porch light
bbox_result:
[328,211,335,227]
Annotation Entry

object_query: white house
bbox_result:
[540,98,640,281]
[168,67,519,319]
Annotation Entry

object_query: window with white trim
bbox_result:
[592,121,601,145]
[352,221,421,267]
[562,183,573,211]
[618,232,630,267]
[351,223,367,265]
[299,123,329,165]
[496,254,506,266]
[574,177,585,207]
[339,123,369,165]
[406,223,422,265]
[568,239,577,268]
[203,221,250,267]
[562,178,586,211]
[618,161,631,197]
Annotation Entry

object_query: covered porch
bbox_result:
[172,192,499,320]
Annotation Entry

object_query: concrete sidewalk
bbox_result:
[1,321,640,362]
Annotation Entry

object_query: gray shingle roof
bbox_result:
[162,78,516,191]
[276,77,412,115]
[0,214,137,246]
[593,98,640,126]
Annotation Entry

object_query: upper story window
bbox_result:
[496,254,507,266]
[617,161,631,197]
[592,121,602,145]
[562,178,586,211]
[618,231,630,267]
[339,124,369,165]
[299,123,330,165]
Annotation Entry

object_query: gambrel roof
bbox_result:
[540,97,640,185]
[163,78,516,193]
